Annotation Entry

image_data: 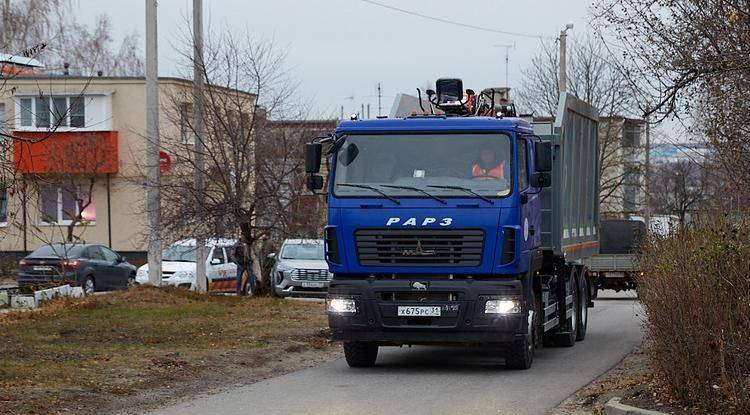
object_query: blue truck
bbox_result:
[305,79,600,369]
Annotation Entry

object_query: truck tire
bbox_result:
[553,272,578,347]
[576,270,588,341]
[506,293,539,370]
[343,342,378,367]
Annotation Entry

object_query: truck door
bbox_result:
[518,136,541,253]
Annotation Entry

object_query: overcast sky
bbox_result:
[75,0,597,119]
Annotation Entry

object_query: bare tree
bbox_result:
[0,0,143,76]
[517,35,642,216]
[650,160,708,227]
[593,0,750,211]
[155,31,317,293]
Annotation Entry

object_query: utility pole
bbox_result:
[361,103,365,120]
[340,105,344,120]
[377,83,382,117]
[145,0,161,286]
[193,0,207,293]
[558,22,574,93]
[367,103,370,119]
[493,43,515,88]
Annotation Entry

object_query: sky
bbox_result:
[75,0,597,119]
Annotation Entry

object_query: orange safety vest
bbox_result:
[472,162,505,180]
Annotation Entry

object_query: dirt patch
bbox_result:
[553,346,714,415]
[0,286,340,414]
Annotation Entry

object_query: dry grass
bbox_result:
[0,286,331,414]
[637,217,750,414]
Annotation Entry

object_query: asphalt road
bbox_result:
[150,291,642,415]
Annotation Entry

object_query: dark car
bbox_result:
[18,243,137,295]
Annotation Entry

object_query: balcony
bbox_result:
[13,131,118,174]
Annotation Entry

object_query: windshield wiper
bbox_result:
[381,185,447,205]
[427,185,494,205]
[337,183,401,205]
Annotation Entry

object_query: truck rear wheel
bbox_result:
[506,293,539,370]
[343,341,378,367]
[553,272,578,347]
[576,271,588,341]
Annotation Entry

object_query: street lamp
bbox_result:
[559,22,574,93]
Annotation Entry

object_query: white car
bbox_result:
[271,239,331,297]
[135,239,247,294]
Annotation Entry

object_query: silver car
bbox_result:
[270,239,331,297]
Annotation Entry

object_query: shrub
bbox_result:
[638,218,750,413]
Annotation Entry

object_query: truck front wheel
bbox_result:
[343,341,378,367]
[506,293,539,370]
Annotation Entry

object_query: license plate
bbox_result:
[33,266,53,271]
[397,306,441,317]
[301,282,325,288]
[606,272,626,279]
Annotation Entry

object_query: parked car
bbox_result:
[18,243,137,295]
[271,239,331,297]
[135,239,246,294]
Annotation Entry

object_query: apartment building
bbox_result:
[0,73,256,263]
[598,117,647,217]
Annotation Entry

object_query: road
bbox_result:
[150,291,642,415]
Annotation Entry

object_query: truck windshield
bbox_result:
[333,133,512,198]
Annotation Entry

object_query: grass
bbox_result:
[0,286,330,414]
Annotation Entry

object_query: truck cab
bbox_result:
[305,80,598,369]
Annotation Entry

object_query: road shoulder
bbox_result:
[551,345,709,415]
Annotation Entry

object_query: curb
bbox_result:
[605,397,667,415]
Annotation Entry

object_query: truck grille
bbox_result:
[290,269,332,282]
[355,229,484,266]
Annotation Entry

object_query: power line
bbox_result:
[361,0,553,40]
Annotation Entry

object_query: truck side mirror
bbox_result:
[306,174,324,191]
[305,143,322,173]
[531,172,551,188]
[535,141,552,172]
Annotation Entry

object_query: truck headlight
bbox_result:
[326,298,357,314]
[484,299,521,314]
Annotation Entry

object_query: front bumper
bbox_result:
[327,278,527,346]
[135,274,193,287]
[273,269,331,297]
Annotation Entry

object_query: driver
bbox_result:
[471,144,507,180]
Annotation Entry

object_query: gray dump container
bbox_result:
[600,219,646,254]
[533,92,600,261]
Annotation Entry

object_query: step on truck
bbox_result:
[304,78,600,369]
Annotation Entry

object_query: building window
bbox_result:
[18,96,86,129]
[35,97,50,128]
[623,165,641,213]
[622,123,641,148]
[0,186,7,225]
[0,103,6,139]
[518,138,529,190]
[52,97,68,127]
[179,103,193,144]
[39,185,96,225]
[20,98,32,127]
[70,96,85,127]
